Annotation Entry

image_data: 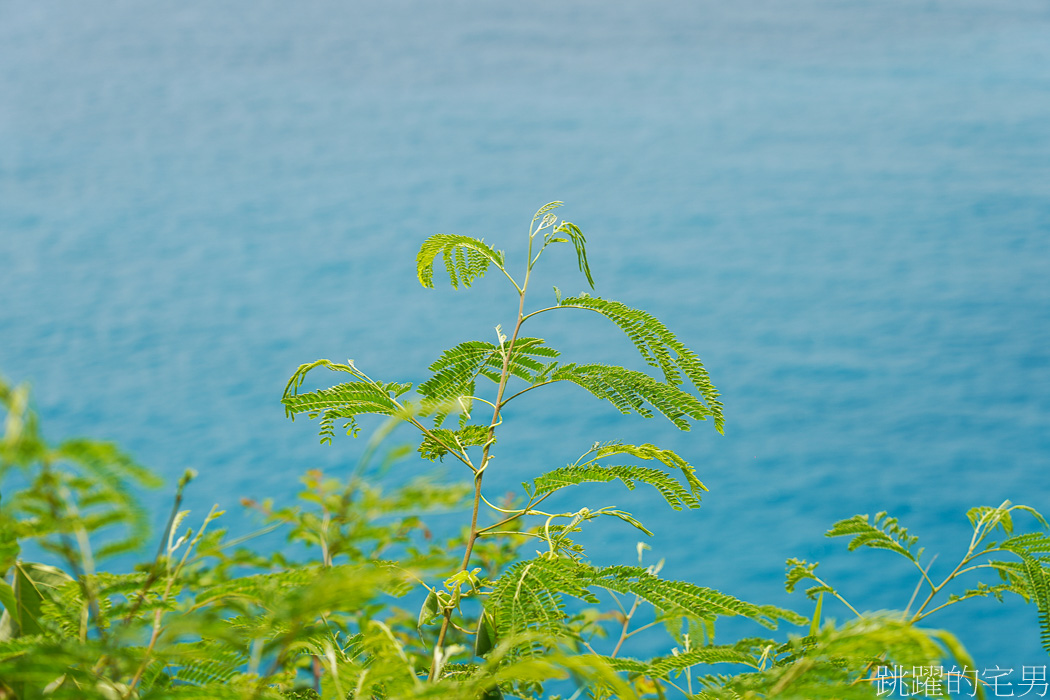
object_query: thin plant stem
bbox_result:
[809,574,863,619]
[904,554,937,617]
[429,279,532,680]
[610,596,641,658]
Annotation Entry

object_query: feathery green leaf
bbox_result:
[488,557,597,638]
[592,565,779,629]
[549,363,714,430]
[282,381,410,444]
[417,234,506,289]
[527,463,699,511]
[552,221,594,289]
[419,338,559,425]
[606,646,757,677]
[558,295,724,433]
[418,424,492,461]
[826,512,921,563]
[1020,555,1050,654]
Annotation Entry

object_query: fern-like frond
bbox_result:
[784,558,821,595]
[39,571,165,634]
[418,424,492,461]
[169,645,247,685]
[707,617,971,700]
[597,442,707,502]
[968,504,1017,536]
[526,464,699,510]
[1000,532,1050,557]
[549,364,714,430]
[419,338,559,425]
[1020,555,1050,654]
[419,341,493,404]
[283,358,361,398]
[497,337,561,375]
[422,339,559,395]
[282,359,415,442]
[416,234,506,289]
[825,512,921,563]
[591,565,779,629]
[558,295,724,433]
[529,202,593,288]
[757,604,810,628]
[282,381,410,444]
[606,646,757,677]
[553,221,594,289]
[491,556,786,651]
[488,557,597,639]
[531,201,564,224]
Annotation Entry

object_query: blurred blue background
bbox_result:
[2,0,1048,668]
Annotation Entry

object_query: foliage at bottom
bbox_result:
[3,203,1048,699]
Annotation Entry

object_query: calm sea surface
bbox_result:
[2,0,1049,667]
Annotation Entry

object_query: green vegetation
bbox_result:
[2,202,1048,698]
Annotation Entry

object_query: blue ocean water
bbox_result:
[2,0,1049,669]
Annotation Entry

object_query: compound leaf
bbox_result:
[417,234,505,289]
[549,364,714,430]
[558,295,724,433]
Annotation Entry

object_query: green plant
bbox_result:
[1,202,1048,700]
[279,202,1050,698]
